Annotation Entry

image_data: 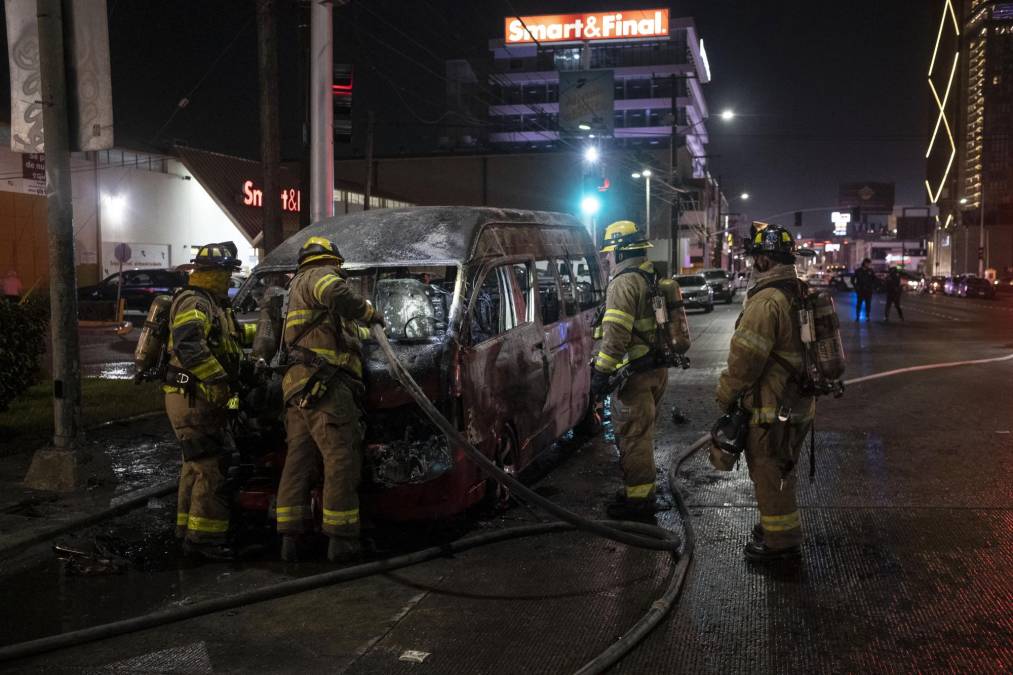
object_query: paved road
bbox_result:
[2,289,1011,673]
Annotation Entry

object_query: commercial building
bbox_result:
[927,0,1013,275]
[0,129,408,293]
[434,8,721,275]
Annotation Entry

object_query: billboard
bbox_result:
[559,70,615,138]
[505,9,669,45]
[838,182,895,213]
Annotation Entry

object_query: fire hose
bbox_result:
[0,326,706,672]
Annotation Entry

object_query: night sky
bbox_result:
[1,1,937,234]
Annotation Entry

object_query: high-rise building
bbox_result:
[927,0,1013,275]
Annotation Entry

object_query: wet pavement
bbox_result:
[1,290,1011,672]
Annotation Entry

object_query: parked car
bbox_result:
[673,274,714,312]
[228,274,247,300]
[78,268,188,315]
[959,276,996,299]
[899,271,924,292]
[943,275,965,296]
[699,268,735,303]
[829,272,854,293]
[994,277,1013,294]
[926,275,946,294]
[806,272,831,289]
[232,206,605,521]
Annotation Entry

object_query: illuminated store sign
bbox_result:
[505,9,669,44]
[242,180,301,213]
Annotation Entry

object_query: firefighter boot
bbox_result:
[327,536,362,564]
[743,540,801,563]
[752,523,764,542]
[280,535,307,563]
[183,539,237,562]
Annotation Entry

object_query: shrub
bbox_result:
[0,299,49,412]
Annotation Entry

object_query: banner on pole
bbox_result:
[4,0,114,153]
[65,0,114,150]
[5,0,45,153]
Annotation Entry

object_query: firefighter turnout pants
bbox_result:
[165,392,232,543]
[745,419,810,549]
[612,368,668,502]
[277,377,364,540]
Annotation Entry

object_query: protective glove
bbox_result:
[206,381,232,408]
[590,369,612,401]
[365,301,386,328]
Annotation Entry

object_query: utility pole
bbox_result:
[25,0,83,490]
[364,110,374,210]
[296,0,311,229]
[309,0,334,223]
[712,174,722,267]
[670,74,680,275]
[978,187,986,277]
[257,0,283,252]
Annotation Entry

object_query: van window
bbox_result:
[570,255,604,310]
[534,260,561,325]
[470,264,527,345]
[556,259,579,316]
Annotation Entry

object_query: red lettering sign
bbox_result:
[242,180,301,213]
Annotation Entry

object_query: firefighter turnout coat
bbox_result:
[164,286,255,543]
[594,257,684,501]
[276,263,376,539]
[716,263,816,549]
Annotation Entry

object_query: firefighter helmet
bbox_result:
[600,220,653,253]
[747,222,795,259]
[192,241,242,271]
[298,236,344,267]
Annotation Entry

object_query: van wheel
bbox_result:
[482,428,517,511]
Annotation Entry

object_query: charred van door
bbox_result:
[460,260,549,470]
[533,258,573,439]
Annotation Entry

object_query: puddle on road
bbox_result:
[82,361,134,380]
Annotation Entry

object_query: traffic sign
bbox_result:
[113,243,132,263]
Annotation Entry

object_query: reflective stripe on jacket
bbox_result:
[164,289,248,401]
[281,264,374,401]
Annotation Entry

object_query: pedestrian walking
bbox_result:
[590,220,689,520]
[851,258,876,322]
[884,267,905,321]
[714,224,815,563]
[276,236,385,563]
[164,241,254,560]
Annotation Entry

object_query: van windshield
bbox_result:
[238,265,458,341]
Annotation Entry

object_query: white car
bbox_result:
[673,274,714,313]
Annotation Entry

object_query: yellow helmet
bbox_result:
[191,241,241,271]
[600,220,653,253]
[298,236,344,266]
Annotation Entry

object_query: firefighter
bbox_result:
[591,220,684,520]
[164,241,254,560]
[715,224,815,563]
[277,236,384,563]
[885,266,904,321]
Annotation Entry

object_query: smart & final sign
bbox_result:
[505,9,669,45]
[242,180,301,214]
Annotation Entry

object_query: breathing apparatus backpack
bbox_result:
[133,294,175,384]
[756,278,847,398]
[591,266,691,394]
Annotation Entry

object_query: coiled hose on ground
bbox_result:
[0,326,709,673]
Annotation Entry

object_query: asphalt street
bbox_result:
[1,288,1011,673]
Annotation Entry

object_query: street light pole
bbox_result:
[979,188,985,277]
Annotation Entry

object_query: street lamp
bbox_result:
[583,146,599,163]
[632,169,653,239]
[720,109,735,121]
[740,192,750,200]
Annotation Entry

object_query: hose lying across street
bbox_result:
[0,326,704,672]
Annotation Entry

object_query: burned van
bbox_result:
[233,207,605,521]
